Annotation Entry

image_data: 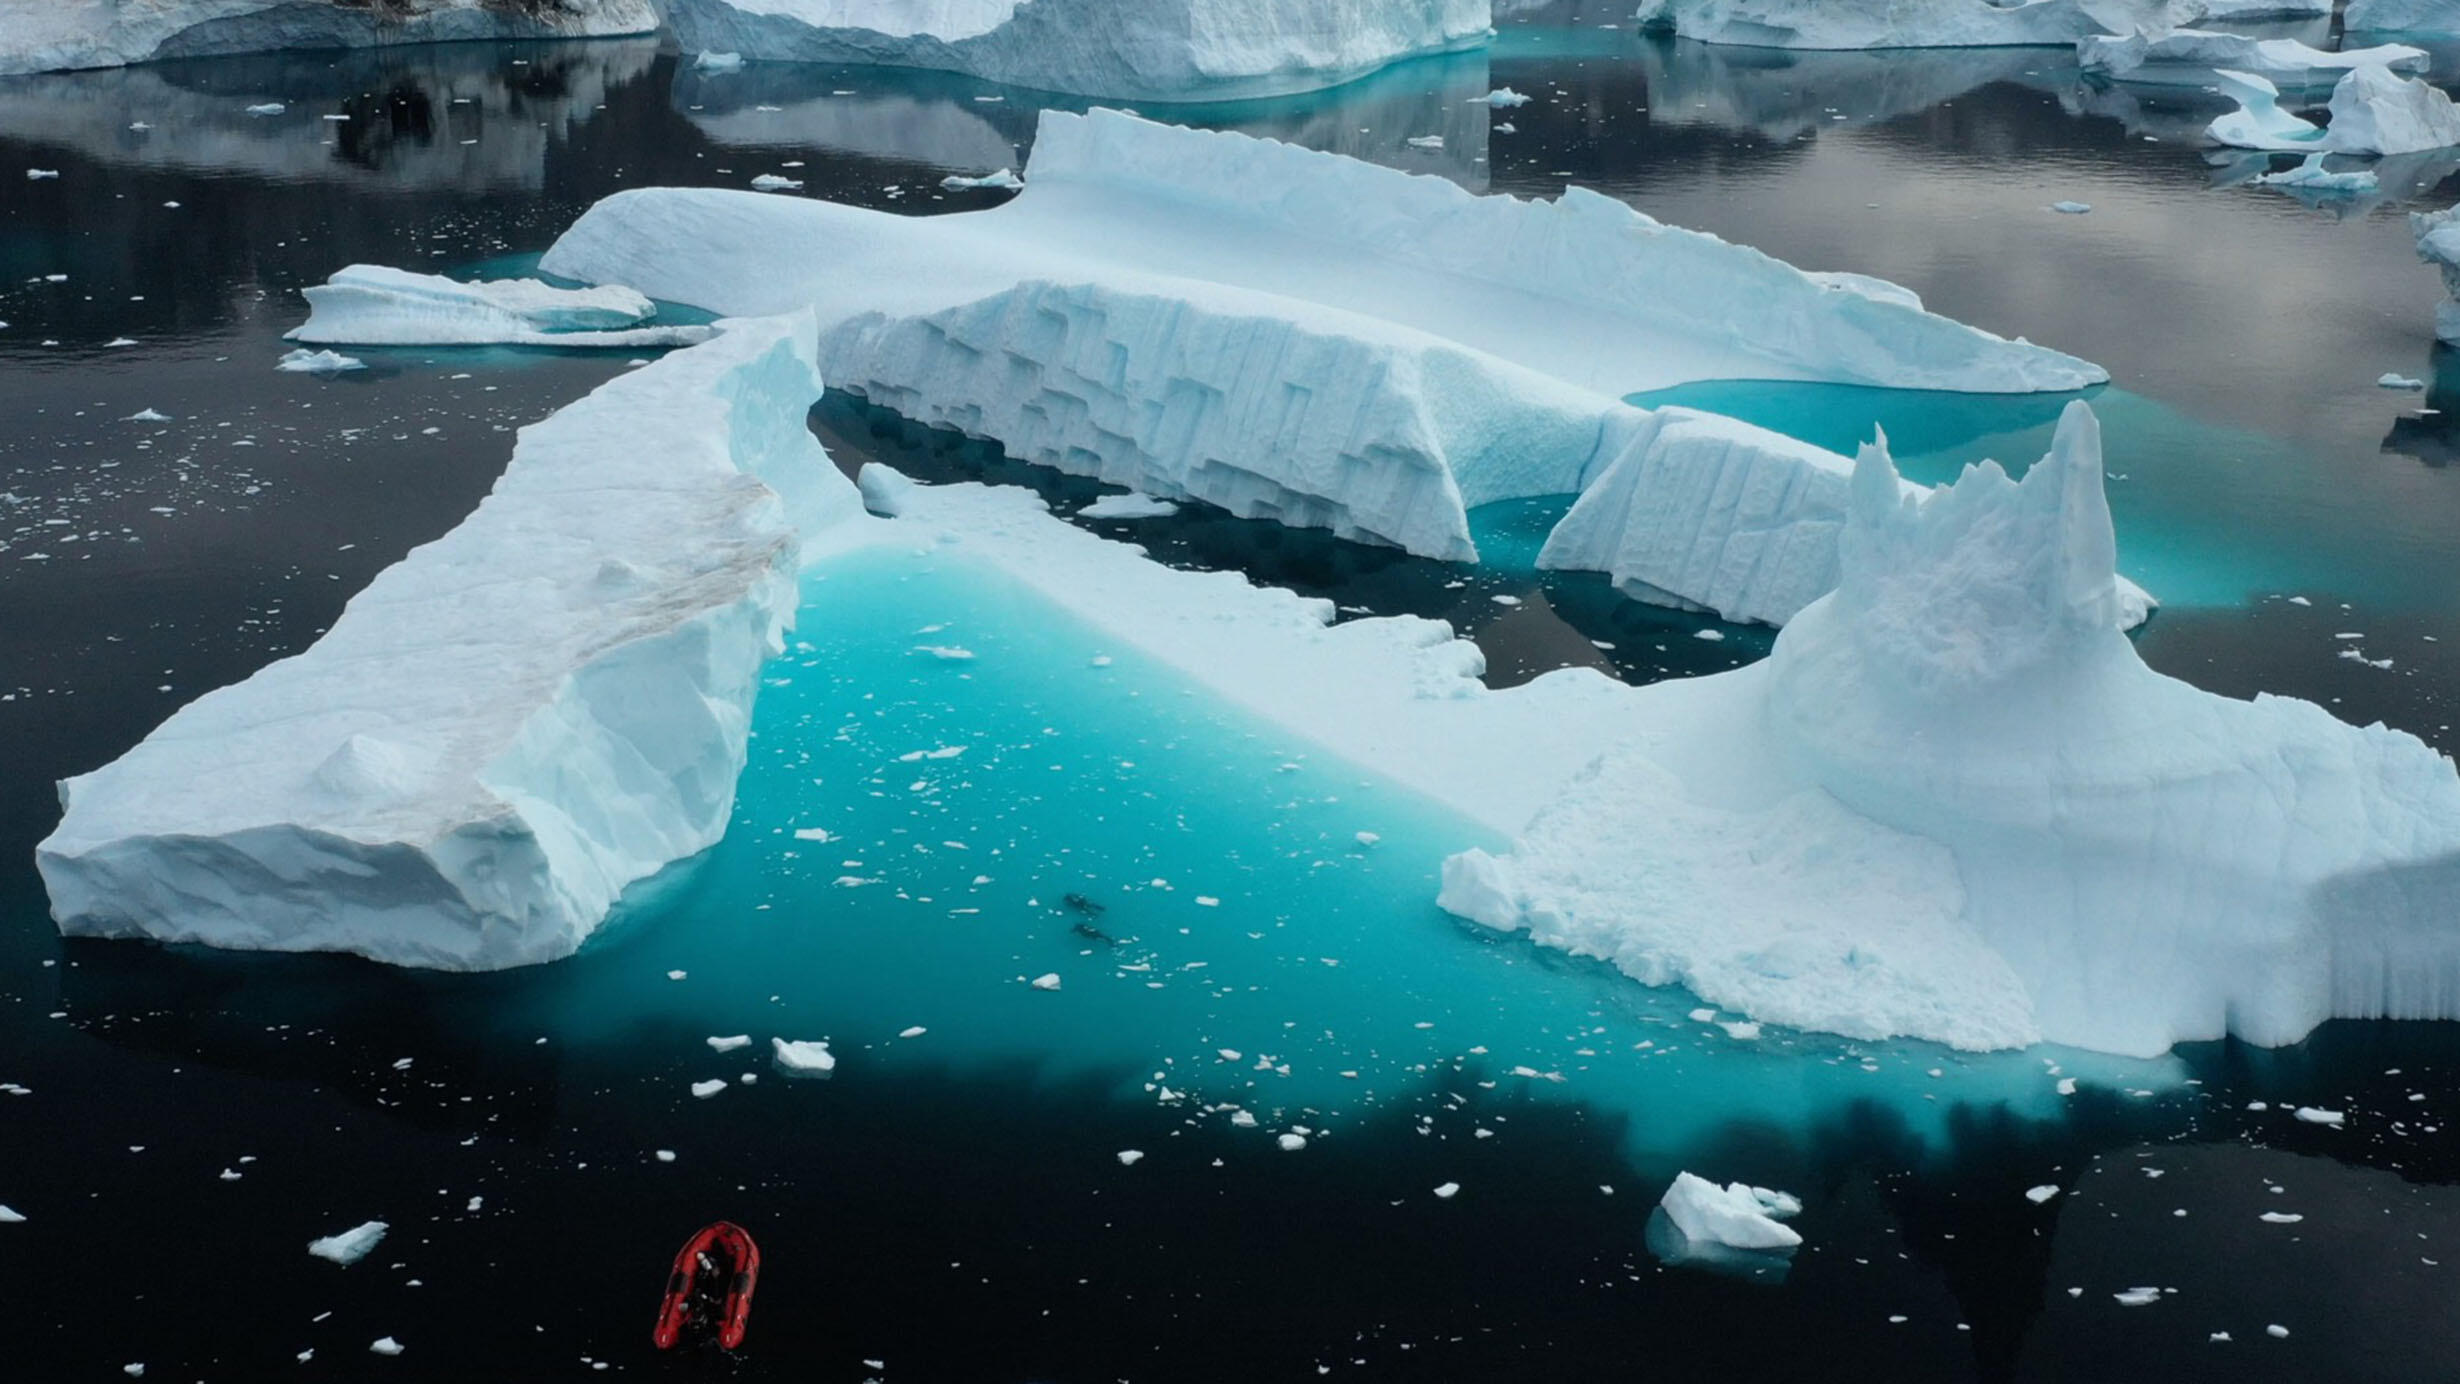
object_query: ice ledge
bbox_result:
[39,313,860,970]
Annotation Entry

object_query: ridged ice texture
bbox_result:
[812,277,1638,562]
[1631,0,2198,51]
[1022,110,2106,395]
[657,0,1491,100]
[2209,67,2460,156]
[287,264,715,349]
[39,314,860,970]
[2414,205,2460,344]
[1445,403,2460,1057]
[2080,29,2430,88]
[1539,409,2157,629]
[0,0,658,76]
[2351,0,2460,34]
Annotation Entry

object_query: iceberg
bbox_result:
[2253,153,2380,194]
[2080,30,2430,89]
[307,1220,388,1266]
[38,314,865,970]
[1443,402,2460,1058]
[2414,205,2460,344]
[2350,0,2460,35]
[1657,1173,1802,1251]
[543,109,2106,399]
[286,265,715,349]
[655,0,1494,101]
[2208,66,2460,156]
[1631,0,2199,51]
[0,0,657,77]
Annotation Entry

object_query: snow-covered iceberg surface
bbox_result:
[1631,0,2193,51]
[543,109,2106,398]
[2207,67,2460,156]
[2080,30,2429,88]
[1443,403,2460,1058]
[2351,0,2460,35]
[2416,205,2460,344]
[656,0,1494,101]
[39,314,863,970]
[0,0,658,77]
[1657,1174,1802,1252]
[286,265,715,349]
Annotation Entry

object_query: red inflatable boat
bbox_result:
[652,1221,761,1351]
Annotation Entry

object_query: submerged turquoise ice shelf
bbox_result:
[513,540,2178,1174]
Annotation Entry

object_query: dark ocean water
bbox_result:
[4,8,2460,1381]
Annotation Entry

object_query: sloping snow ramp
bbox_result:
[543,109,2106,400]
[1445,403,2460,1057]
[0,0,658,77]
[657,0,1492,101]
[39,314,860,969]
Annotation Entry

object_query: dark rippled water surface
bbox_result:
[5,6,2460,1380]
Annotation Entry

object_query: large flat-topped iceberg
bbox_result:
[39,314,862,969]
[544,109,2105,398]
[1631,0,2197,51]
[1442,403,2460,1057]
[657,0,1492,100]
[287,266,716,349]
[0,0,657,77]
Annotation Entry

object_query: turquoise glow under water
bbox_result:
[1631,382,2460,617]
[520,543,2179,1176]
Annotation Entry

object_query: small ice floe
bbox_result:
[1078,491,1178,519]
[694,52,745,72]
[1434,1182,1461,1199]
[1477,88,1532,108]
[26,169,59,180]
[2113,1287,2164,1307]
[1277,1133,1308,1151]
[1117,1149,1144,1166]
[2260,1211,2304,1224]
[369,1337,404,1356]
[0,1206,23,1223]
[1719,1021,1761,1040]
[2267,1324,2290,1338]
[689,1079,727,1099]
[2057,1077,2078,1096]
[655,1150,677,1163]
[666,969,687,981]
[105,337,136,347]
[277,348,364,374]
[2211,1332,2233,1343]
[2293,1107,2345,1126]
[1694,628,1727,641]
[123,408,171,422]
[2026,1185,2061,1204]
[898,1026,927,1039]
[307,1221,388,1265]
[1406,135,1445,150]
[1354,831,1380,846]
[792,826,835,842]
[914,645,975,661]
[2256,154,2377,195]
[2380,374,2427,390]
[245,102,285,116]
[1030,973,1062,991]
[750,174,803,192]
[1658,1173,1802,1251]
[2049,201,2093,214]
[1687,1008,1718,1023]
[706,1035,751,1053]
[1495,121,1516,134]
[123,1365,143,1377]
[941,169,1024,191]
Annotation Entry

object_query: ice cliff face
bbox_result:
[2080,30,2429,88]
[38,314,862,969]
[1631,0,2202,51]
[1447,403,2460,1057]
[0,0,658,76]
[2415,205,2460,344]
[655,0,1493,101]
[2350,0,2460,34]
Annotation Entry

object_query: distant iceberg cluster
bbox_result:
[0,0,657,77]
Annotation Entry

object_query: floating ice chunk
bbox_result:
[1448,402,2460,1057]
[2260,1211,2305,1223]
[276,348,365,373]
[39,316,862,969]
[2113,1287,2163,1307]
[659,0,1492,101]
[1117,1149,1144,1165]
[2050,201,2093,214]
[1354,831,1380,846]
[2324,65,2460,157]
[1406,134,1446,150]
[1434,1181,1461,1198]
[772,1039,835,1074]
[286,265,713,348]
[123,408,171,422]
[914,646,974,661]
[25,169,58,179]
[2082,30,2427,89]
[695,51,745,72]
[1030,973,1062,991]
[2267,1324,2290,1338]
[690,1079,727,1099]
[2207,70,2328,151]
[246,103,286,116]
[369,1338,404,1356]
[1658,1172,1802,1251]
[2256,156,2379,195]
[1719,1020,1761,1039]
[2026,1185,2061,1203]
[1078,492,1180,520]
[2293,1107,2345,1126]
[1277,1133,1309,1151]
[307,1220,388,1265]
[2380,373,2427,390]
[940,169,1023,191]
[899,1025,927,1038]
[791,826,836,842]
[750,174,804,192]
[1478,88,1531,108]
[706,1035,751,1053]
[0,1205,23,1223]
